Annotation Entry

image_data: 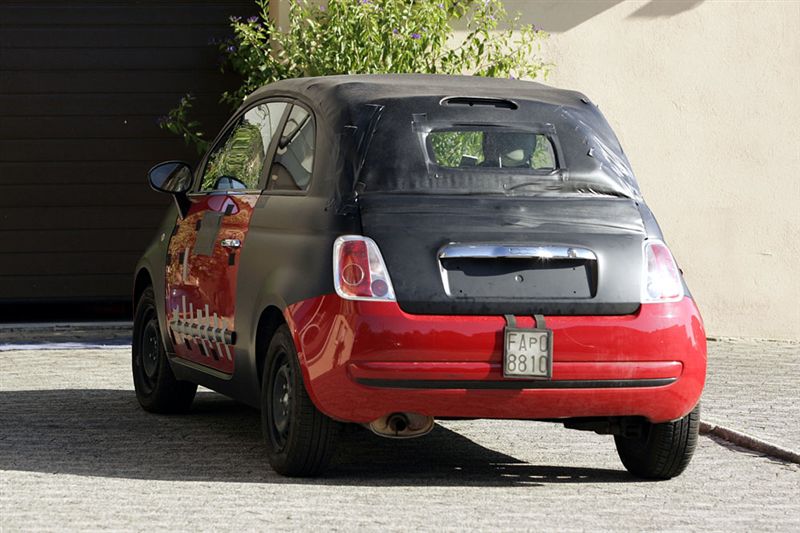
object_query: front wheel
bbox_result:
[261,325,340,477]
[132,286,197,413]
[615,404,700,479]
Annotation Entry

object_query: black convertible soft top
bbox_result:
[246,74,642,201]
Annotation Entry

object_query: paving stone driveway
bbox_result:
[703,338,799,450]
[1,341,798,531]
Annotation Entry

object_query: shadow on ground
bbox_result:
[0,389,633,486]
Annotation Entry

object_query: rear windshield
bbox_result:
[354,100,642,200]
[428,130,556,170]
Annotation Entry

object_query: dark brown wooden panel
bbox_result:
[0,164,195,185]
[0,92,226,116]
[0,251,142,277]
[0,47,223,71]
[0,206,170,231]
[0,2,258,26]
[0,229,157,253]
[1,139,206,162]
[0,70,234,95]
[0,26,233,49]
[0,0,252,304]
[0,162,188,184]
[0,275,134,300]
[0,115,225,141]
[0,182,162,207]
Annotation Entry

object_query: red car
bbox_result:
[133,74,706,479]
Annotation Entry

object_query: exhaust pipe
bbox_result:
[368,412,434,439]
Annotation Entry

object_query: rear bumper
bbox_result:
[285,296,707,424]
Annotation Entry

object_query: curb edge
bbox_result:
[700,421,800,465]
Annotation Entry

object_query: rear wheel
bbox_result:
[132,286,197,413]
[615,404,700,479]
[262,325,340,477]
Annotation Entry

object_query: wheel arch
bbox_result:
[255,305,288,387]
[133,267,153,308]
[133,263,173,353]
[251,300,335,420]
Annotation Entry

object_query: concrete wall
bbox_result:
[272,0,799,340]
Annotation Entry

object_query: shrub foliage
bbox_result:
[162,0,550,152]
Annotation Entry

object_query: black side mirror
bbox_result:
[148,161,193,195]
[147,161,193,218]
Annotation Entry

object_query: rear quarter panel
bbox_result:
[231,193,360,404]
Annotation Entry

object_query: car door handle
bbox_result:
[220,239,241,249]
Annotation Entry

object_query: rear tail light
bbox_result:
[333,235,396,301]
[642,239,684,302]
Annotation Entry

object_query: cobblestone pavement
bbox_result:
[1,344,798,532]
[704,339,799,450]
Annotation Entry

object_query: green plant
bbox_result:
[203,123,265,189]
[430,131,484,167]
[162,0,550,152]
[159,94,209,153]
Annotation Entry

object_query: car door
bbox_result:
[165,100,289,373]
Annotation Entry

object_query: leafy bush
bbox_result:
[203,123,265,189]
[430,131,483,167]
[162,0,550,152]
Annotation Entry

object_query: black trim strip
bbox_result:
[168,354,233,381]
[355,378,676,390]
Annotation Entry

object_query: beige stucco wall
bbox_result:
[512,0,800,340]
[272,0,799,339]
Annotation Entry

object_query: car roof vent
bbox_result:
[440,96,518,110]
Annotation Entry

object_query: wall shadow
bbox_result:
[628,1,705,19]
[0,389,634,486]
[494,1,705,32]
[503,1,625,32]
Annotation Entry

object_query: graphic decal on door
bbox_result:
[169,297,235,361]
[165,194,257,374]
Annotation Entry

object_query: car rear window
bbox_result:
[428,130,556,170]
[353,98,642,200]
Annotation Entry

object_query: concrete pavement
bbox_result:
[1,339,798,531]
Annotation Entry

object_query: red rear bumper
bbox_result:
[285,296,706,424]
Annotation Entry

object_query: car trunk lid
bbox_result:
[358,194,645,316]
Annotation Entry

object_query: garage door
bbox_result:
[0,0,255,318]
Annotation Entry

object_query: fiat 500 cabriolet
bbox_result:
[133,74,706,479]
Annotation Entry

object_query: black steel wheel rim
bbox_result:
[136,310,160,394]
[269,351,292,451]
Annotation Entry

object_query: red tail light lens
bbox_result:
[333,236,396,301]
[642,240,684,302]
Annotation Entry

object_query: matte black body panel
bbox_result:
[359,194,644,315]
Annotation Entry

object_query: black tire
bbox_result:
[261,324,340,477]
[132,286,197,413]
[615,404,700,480]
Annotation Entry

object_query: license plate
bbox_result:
[503,328,552,379]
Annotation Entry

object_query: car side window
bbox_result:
[265,105,315,191]
[200,101,288,192]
